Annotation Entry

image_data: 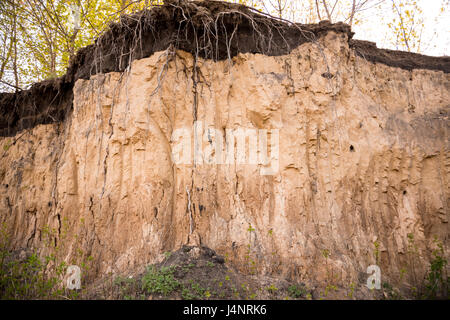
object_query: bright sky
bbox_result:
[351,0,449,56]
[258,0,449,56]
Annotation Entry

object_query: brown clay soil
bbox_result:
[1,0,449,137]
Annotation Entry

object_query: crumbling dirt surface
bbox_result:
[0,78,72,137]
[1,0,449,137]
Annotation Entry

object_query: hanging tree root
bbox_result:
[74,0,353,79]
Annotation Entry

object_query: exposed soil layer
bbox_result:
[1,0,449,136]
[0,78,72,137]
[351,39,450,73]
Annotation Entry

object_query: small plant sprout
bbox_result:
[266,284,278,294]
[373,240,380,264]
[288,284,306,299]
[347,282,356,299]
[399,267,407,282]
[3,141,10,152]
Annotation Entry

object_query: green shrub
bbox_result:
[287,284,307,298]
[141,265,180,296]
[423,238,448,299]
[0,251,69,299]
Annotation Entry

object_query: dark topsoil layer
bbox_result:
[1,0,449,137]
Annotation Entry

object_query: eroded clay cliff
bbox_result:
[0,1,449,295]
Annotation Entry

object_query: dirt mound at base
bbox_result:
[85,245,312,300]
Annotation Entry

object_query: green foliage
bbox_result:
[386,0,425,52]
[0,247,71,299]
[287,284,306,299]
[373,240,380,264]
[0,223,54,299]
[266,284,278,294]
[382,282,402,300]
[399,267,407,282]
[114,275,140,298]
[423,238,448,299]
[163,251,172,259]
[347,282,356,299]
[323,284,337,297]
[0,0,163,90]
[141,265,180,296]
[180,280,207,300]
[0,221,92,300]
[190,281,206,297]
[245,224,257,275]
[181,287,197,300]
[181,262,195,273]
[405,232,419,288]
[2,141,10,152]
